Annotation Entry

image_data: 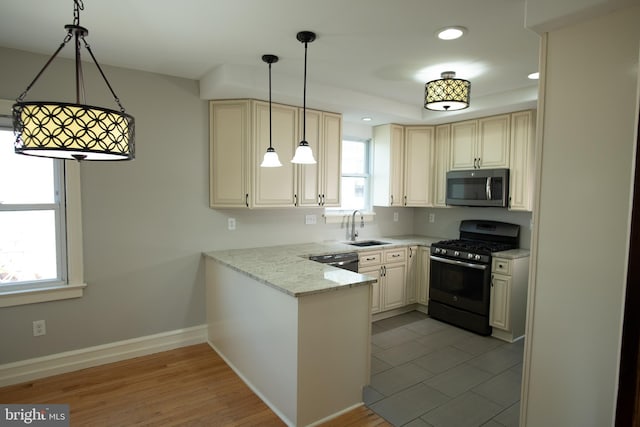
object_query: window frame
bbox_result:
[326,137,373,214]
[0,99,85,307]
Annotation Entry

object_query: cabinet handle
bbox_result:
[390,195,394,205]
[322,194,325,205]
[318,194,322,206]
[391,254,400,258]
[294,194,298,207]
[245,193,249,207]
[366,257,376,261]
[409,247,413,258]
[477,157,481,168]
[404,195,407,206]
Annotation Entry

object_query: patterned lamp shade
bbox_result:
[13,102,135,161]
[424,71,470,111]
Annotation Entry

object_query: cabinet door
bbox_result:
[209,100,250,208]
[321,112,342,207]
[406,246,419,304]
[450,120,477,170]
[253,102,298,207]
[360,265,382,314]
[509,110,535,211]
[433,124,451,207]
[478,114,510,168]
[297,109,322,207]
[389,126,405,206]
[417,247,430,305]
[373,124,404,206]
[490,273,511,331]
[404,127,434,206]
[382,263,406,311]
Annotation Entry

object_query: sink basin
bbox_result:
[345,240,390,247]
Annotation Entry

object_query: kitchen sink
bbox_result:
[345,240,390,247]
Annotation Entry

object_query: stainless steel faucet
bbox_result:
[350,210,364,241]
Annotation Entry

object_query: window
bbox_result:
[338,139,371,211]
[0,98,85,307]
[0,128,67,288]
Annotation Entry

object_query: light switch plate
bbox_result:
[429,213,436,223]
[305,214,317,225]
[228,218,236,230]
[393,212,399,222]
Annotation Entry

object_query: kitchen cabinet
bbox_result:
[403,127,435,206]
[405,246,419,304]
[417,247,430,306]
[296,109,342,207]
[433,124,451,208]
[209,99,342,209]
[450,114,510,170]
[489,255,530,342]
[359,247,407,313]
[372,124,404,206]
[508,110,536,211]
[373,124,435,207]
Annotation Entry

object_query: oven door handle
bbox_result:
[430,255,488,271]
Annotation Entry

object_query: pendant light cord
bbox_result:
[268,61,273,149]
[302,40,307,141]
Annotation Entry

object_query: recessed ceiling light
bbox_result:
[436,27,467,40]
[528,72,540,80]
[361,117,372,122]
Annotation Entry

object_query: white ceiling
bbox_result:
[0,0,541,126]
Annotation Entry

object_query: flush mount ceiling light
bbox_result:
[436,26,467,41]
[424,71,471,111]
[260,54,283,168]
[291,30,317,164]
[12,0,134,161]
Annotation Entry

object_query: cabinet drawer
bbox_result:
[492,257,511,275]
[384,248,407,263]
[359,251,382,267]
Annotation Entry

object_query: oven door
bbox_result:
[429,255,491,315]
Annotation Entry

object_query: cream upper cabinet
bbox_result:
[450,114,510,170]
[373,124,404,206]
[297,109,342,207]
[252,101,298,207]
[433,124,451,208]
[403,126,434,207]
[209,100,251,208]
[209,99,341,209]
[509,110,536,211]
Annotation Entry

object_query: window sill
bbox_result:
[322,211,376,224]
[0,283,86,308]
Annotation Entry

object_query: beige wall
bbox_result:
[522,5,640,426]
[0,47,413,364]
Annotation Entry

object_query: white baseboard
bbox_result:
[0,324,207,387]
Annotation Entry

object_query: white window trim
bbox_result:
[0,99,86,307]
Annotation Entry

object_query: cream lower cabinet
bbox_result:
[490,255,530,342]
[417,247,430,305]
[405,246,419,304]
[359,247,407,313]
[209,99,341,209]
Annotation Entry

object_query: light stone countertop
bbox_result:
[203,235,529,297]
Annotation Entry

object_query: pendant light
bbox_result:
[291,31,317,164]
[424,71,471,111]
[260,54,283,168]
[12,0,134,161]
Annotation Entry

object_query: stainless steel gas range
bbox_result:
[429,220,520,335]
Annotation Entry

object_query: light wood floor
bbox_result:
[0,344,390,426]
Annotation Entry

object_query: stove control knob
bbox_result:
[434,248,440,254]
[454,251,460,257]
[474,254,481,261]
[441,249,447,255]
[467,253,474,259]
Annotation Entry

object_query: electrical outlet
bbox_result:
[305,214,317,225]
[33,320,46,336]
[393,212,399,222]
[429,213,436,223]
[228,218,236,230]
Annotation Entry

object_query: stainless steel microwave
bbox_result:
[446,168,509,207]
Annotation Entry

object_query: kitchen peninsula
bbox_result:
[204,241,379,427]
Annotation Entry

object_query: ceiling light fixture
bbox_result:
[291,31,317,164]
[260,54,283,168]
[436,26,467,41]
[12,0,134,161]
[361,117,372,122]
[424,71,471,111]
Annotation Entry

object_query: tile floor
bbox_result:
[364,311,524,427]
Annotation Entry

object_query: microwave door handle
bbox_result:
[486,177,492,200]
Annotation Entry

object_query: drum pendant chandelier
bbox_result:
[13,0,135,161]
[424,71,470,111]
